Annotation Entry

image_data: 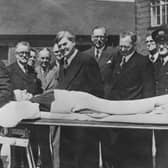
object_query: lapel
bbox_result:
[98,46,112,67]
[112,52,137,87]
[42,66,57,90]
[119,52,137,73]
[14,63,30,82]
[58,52,83,89]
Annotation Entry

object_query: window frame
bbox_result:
[150,0,168,27]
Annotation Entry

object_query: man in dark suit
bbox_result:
[151,27,168,168]
[145,34,158,63]
[84,26,118,168]
[7,41,52,168]
[106,31,155,168]
[27,48,37,73]
[53,30,104,168]
[85,26,116,98]
[0,61,13,168]
[7,42,42,95]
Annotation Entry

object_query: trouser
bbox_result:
[111,129,153,168]
[50,126,60,168]
[51,126,119,168]
[11,125,52,168]
[0,145,3,168]
[59,126,99,168]
[155,130,168,168]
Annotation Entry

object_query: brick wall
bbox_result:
[135,0,151,55]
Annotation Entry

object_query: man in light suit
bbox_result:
[36,48,59,92]
[53,30,104,168]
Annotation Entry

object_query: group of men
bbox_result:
[0,26,167,168]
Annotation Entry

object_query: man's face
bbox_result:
[119,36,134,56]
[53,43,63,61]
[15,44,30,65]
[157,42,168,56]
[145,36,157,52]
[91,29,106,49]
[27,50,36,67]
[58,37,75,58]
[38,50,51,69]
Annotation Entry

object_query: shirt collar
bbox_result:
[94,46,105,58]
[17,60,27,73]
[149,52,159,63]
[124,50,135,62]
[163,55,168,65]
[66,49,78,66]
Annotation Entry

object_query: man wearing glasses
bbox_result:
[7,41,52,168]
[7,41,41,94]
[85,26,115,98]
[106,31,155,168]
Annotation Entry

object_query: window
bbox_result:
[151,0,168,27]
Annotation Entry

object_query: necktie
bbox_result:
[120,56,126,67]
[63,58,68,69]
[159,57,164,65]
[24,65,28,74]
[150,55,155,62]
[95,50,100,60]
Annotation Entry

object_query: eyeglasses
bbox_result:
[40,57,50,60]
[145,40,155,43]
[93,35,105,39]
[16,51,30,56]
[53,50,60,55]
[119,45,131,50]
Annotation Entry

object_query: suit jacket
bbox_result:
[106,51,155,168]
[7,62,42,95]
[84,46,117,97]
[57,51,104,168]
[151,57,168,96]
[0,61,13,107]
[108,51,155,100]
[57,51,104,97]
[35,65,59,92]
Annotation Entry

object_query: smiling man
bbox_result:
[53,30,104,168]
[7,41,51,168]
[36,48,59,92]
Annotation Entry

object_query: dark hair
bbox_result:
[30,48,37,54]
[54,30,76,44]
